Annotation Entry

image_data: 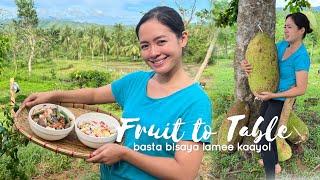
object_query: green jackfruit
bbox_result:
[218,101,250,152]
[245,32,279,94]
[276,137,292,162]
[285,112,309,144]
[212,115,225,144]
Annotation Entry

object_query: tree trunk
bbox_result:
[28,49,34,75]
[224,37,228,58]
[78,50,82,61]
[91,46,94,61]
[116,45,119,61]
[235,0,276,155]
[310,41,314,58]
[13,47,17,75]
[28,34,35,76]
[66,37,70,60]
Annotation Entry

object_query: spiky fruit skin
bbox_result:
[212,115,225,144]
[245,32,279,94]
[218,101,250,152]
[276,137,292,162]
[285,112,309,144]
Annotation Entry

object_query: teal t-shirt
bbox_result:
[274,40,310,101]
[100,71,213,180]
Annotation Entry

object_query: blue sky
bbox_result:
[0,0,319,25]
[0,0,211,25]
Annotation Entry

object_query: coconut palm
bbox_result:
[122,29,140,60]
[110,23,125,60]
[47,26,61,60]
[70,29,84,60]
[97,26,111,61]
[86,26,97,61]
[60,26,72,60]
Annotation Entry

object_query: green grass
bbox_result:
[1,57,320,179]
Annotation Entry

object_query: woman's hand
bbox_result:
[255,92,276,101]
[87,143,127,165]
[240,59,253,76]
[22,92,55,108]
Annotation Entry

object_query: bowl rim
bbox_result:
[75,112,120,140]
[28,103,75,133]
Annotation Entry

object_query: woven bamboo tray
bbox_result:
[14,102,120,159]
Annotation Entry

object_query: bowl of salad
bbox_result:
[75,112,120,149]
[28,103,75,141]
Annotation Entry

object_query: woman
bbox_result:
[23,6,212,180]
[241,12,312,179]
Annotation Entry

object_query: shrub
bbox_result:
[59,64,74,71]
[69,70,112,88]
[50,69,56,79]
[212,92,234,117]
[0,104,29,179]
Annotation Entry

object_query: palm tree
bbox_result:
[86,26,97,61]
[98,26,111,61]
[60,26,72,60]
[47,26,61,60]
[70,29,84,60]
[122,29,140,60]
[111,23,125,60]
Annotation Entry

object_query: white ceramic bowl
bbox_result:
[28,103,75,141]
[75,112,120,149]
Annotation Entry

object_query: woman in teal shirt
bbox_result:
[241,12,312,179]
[23,6,212,179]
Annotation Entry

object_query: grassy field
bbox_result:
[0,57,319,179]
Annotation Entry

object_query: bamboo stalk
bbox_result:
[194,30,219,82]
[313,163,320,172]
[277,97,295,133]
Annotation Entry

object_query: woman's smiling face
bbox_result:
[138,19,188,75]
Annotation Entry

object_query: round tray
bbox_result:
[14,102,121,159]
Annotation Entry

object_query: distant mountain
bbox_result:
[38,19,113,29]
[314,6,320,11]
[0,18,117,29]
[0,18,134,29]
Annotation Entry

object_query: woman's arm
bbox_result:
[88,140,204,180]
[256,71,308,100]
[23,84,115,107]
[273,71,308,98]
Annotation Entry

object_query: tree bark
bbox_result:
[224,37,228,58]
[236,0,276,101]
[13,46,18,75]
[235,0,276,154]
[28,33,35,76]
[91,50,94,61]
